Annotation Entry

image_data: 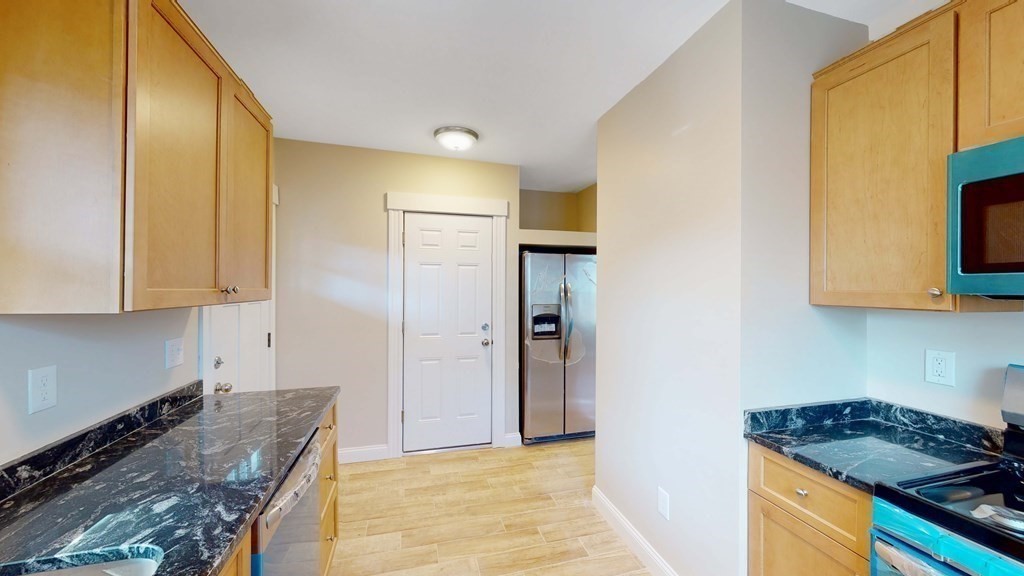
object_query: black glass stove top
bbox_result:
[876,458,1024,563]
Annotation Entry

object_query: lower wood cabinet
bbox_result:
[748,443,871,575]
[749,494,870,576]
[319,402,339,576]
[217,528,252,576]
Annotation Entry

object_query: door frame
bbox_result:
[386,192,509,458]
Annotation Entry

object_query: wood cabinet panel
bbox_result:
[811,10,956,310]
[748,443,872,558]
[960,0,1024,149]
[127,0,230,310]
[217,528,251,576]
[224,84,273,302]
[749,493,870,576]
[0,0,127,313]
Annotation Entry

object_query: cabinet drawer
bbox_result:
[320,493,338,576]
[320,433,338,516]
[749,493,870,576]
[748,443,871,558]
[320,404,337,435]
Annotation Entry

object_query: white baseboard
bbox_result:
[500,432,523,448]
[592,486,678,576]
[339,444,391,464]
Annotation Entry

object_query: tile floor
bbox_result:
[330,439,647,576]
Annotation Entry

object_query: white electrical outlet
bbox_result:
[657,486,670,520]
[925,349,956,387]
[28,365,58,414]
[165,338,185,369]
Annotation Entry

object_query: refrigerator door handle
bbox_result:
[558,282,566,360]
[564,282,574,361]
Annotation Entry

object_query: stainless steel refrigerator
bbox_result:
[520,250,597,443]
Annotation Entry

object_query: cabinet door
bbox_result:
[0,0,126,314]
[127,0,231,310]
[959,0,1024,149]
[216,528,252,576]
[749,493,869,576]
[223,81,273,303]
[810,12,956,310]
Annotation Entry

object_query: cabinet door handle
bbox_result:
[221,286,232,294]
[326,474,336,481]
[326,535,337,542]
[927,287,943,297]
[231,286,240,294]
[795,489,809,497]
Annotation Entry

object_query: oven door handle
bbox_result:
[874,539,947,576]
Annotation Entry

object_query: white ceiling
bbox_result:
[180,0,943,192]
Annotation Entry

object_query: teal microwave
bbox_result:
[948,135,1024,298]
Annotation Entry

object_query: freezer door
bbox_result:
[564,254,596,434]
[522,252,566,440]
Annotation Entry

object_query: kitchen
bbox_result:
[2,0,1024,575]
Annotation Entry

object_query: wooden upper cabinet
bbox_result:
[127,0,230,310]
[0,0,272,313]
[959,0,1024,149]
[223,81,274,303]
[0,0,127,314]
[810,10,957,311]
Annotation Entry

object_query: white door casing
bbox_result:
[385,192,510,461]
[403,212,493,452]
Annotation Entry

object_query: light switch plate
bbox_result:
[28,365,57,414]
[165,338,185,369]
[925,349,956,387]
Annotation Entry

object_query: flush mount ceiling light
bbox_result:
[434,126,479,151]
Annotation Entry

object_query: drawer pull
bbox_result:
[326,535,337,542]
[325,423,336,431]
[795,489,809,497]
[326,474,336,481]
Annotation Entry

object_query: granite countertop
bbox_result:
[744,398,1001,493]
[0,387,339,576]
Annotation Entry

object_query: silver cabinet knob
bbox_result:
[214,382,233,394]
[221,286,232,294]
[231,286,240,294]
[213,356,224,369]
[481,338,491,347]
[795,488,809,497]
[927,287,943,297]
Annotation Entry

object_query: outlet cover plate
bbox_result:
[925,349,955,387]
[165,338,185,369]
[28,365,58,414]
[657,486,670,520]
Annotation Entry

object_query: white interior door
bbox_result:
[404,212,493,452]
[201,300,274,394]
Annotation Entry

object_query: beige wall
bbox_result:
[274,139,520,450]
[597,3,744,572]
[0,309,199,464]
[520,189,579,231]
[519,186,597,233]
[596,1,866,573]
[576,184,597,233]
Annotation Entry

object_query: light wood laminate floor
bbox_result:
[331,439,647,576]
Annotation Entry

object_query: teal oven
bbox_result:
[947,135,1024,298]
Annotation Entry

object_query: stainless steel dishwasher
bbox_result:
[252,432,322,576]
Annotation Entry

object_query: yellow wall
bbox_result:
[274,139,520,449]
[576,183,597,232]
[520,185,597,232]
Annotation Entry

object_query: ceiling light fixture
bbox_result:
[434,126,479,151]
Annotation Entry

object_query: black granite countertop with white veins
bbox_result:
[0,386,339,576]
[744,398,1002,493]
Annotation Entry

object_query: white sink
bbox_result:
[39,559,159,576]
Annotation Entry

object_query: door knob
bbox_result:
[481,338,491,347]
[213,356,224,369]
[481,323,490,331]
[214,382,233,394]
